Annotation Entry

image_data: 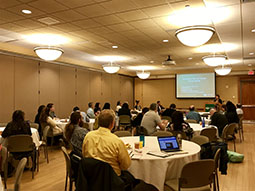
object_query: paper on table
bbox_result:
[147,151,173,158]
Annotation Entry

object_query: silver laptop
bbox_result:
[157,136,181,152]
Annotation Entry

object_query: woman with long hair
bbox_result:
[39,106,62,134]
[94,102,101,114]
[34,105,45,138]
[65,112,88,156]
[225,101,239,124]
[102,102,111,110]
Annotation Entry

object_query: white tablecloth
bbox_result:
[121,136,200,191]
[0,127,40,148]
[55,120,68,131]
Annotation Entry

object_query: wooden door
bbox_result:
[240,79,255,120]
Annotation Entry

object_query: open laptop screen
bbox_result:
[158,136,179,151]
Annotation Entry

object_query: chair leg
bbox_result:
[37,150,40,172]
[64,174,68,191]
[216,171,220,191]
[241,126,244,141]
[233,139,236,152]
[45,145,49,163]
[239,129,242,143]
[51,136,54,147]
[69,177,73,191]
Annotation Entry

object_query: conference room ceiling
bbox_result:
[0,0,254,76]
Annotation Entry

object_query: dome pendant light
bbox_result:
[34,46,63,61]
[136,70,150,79]
[215,65,232,76]
[202,55,227,67]
[175,26,215,47]
[103,61,120,74]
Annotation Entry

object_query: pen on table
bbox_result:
[130,154,134,158]
[129,151,133,156]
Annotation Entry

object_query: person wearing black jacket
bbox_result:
[225,101,239,124]
[132,107,149,127]
[161,103,176,118]
[209,108,228,137]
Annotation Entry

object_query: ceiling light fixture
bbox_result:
[202,55,227,67]
[252,29,255,33]
[175,26,215,47]
[34,46,63,61]
[215,65,232,76]
[103,61,120,74]
[112,45,118,49]
[249,52,254,55]
[188,57,192,60]
[136,70,150,79]
[22,9,32,14]
[163,40,169,42]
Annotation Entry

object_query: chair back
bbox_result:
[214,148,221,170]
[151,131,173,137]
[179,159,215,189]
[7,135,34,152]
[42,125,50,142]
[14,158,27,191]
[135,126,148,136]
[1,146,7,189]
[119,115,131,125]
[169,131,187,140]
[201,127,217,142]
[0,123,7,127]
[191,135,209,146]
[161,116,172,123]
[114,131,132,137]
[30,123,39,130]
[185,119,198,124]
[222,123,238,140]
[61,146,72,178]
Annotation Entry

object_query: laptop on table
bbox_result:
[157,136,181,152]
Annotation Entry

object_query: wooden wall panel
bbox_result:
[14,57,39,121]
[89,71,102,104]
[101,73,112,106]
[0,55,14,122]
[111,74,121,110]
[39,62,60,116]
[59,65,76,118]
[76,68,90,111]
[120,76,134,107]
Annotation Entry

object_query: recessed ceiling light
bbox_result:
[249,52,254,55]
[112,45,118,49]
[22,9,32,14]
[150,60,154,63]
[252,29,255,33]
[163,40,169,43]
[188,57,192,60]
[195,63,200,65]
[185,5,190,8]
[248,64,252,66]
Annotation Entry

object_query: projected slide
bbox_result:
[176,73,215,98]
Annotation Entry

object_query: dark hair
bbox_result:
[73,106,80,112]
[142,107,149,114]
[40,106,51,123]
[216,94,220,98]
[122,103,129,109]
[149,103,157,110]
[169,104,176,109]
[98,110,115,128]
[103,103,111,110]
[65,112,81,142]
[95,102,100,108]
[226,101,236,112]
[117,101,121,106]
[135,100,140,104]
[171,111,185,131]
[47,103,54,109]
[37,105,45,114]
[236,103,242,108]
[88,102,93,108]
[12,110,25,123]
[157,101,160,104]
[189,105,195,111]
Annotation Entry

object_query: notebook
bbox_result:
[157,136,181,152]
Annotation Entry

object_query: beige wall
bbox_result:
[135,76,239,110]
[0,54,134,122]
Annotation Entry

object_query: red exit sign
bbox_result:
[248,70,254,75]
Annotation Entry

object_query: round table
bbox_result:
[121,136,200,191]
[0,127,40,148]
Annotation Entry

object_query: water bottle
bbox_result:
[202,117,205,128]
[177,133,182,149]
[139,135,145,147]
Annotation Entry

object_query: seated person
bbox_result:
[236,103,244,115]
[161,103,176,118]
[47,103,57,119]
[141,103,166,135]
[2,110,36,165]
[157,101,165,114]
[73,106,90,122]
[87,102,95,118]
[82,109,135,185]
[225,101,239,124]
[40,107,62,134]
[116,101,122,113]
[132,107,149,127]
[118,103,131,118]
[170,111,193,139]
[65,112,88,156]
[94,102,101,116]
[34,105,45,138]
[186,105,201,123]
[209,108,228,137]
[134,100,142,111]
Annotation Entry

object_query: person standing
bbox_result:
[87,102,95,119]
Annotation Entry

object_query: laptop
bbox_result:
[157,136,181,152]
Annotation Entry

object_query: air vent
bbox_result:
[37,17,60,25]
